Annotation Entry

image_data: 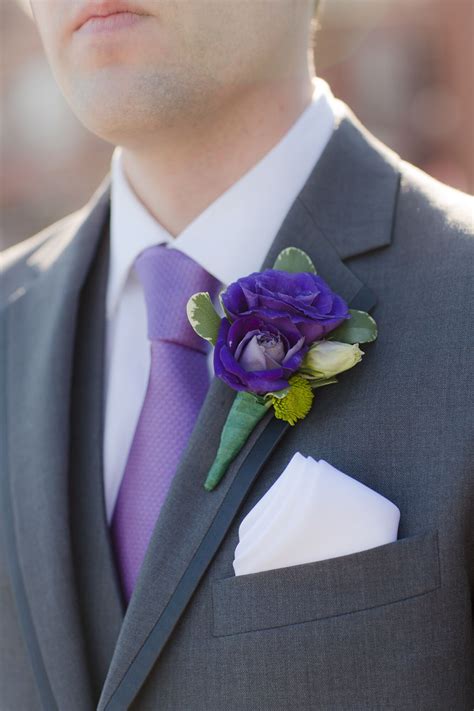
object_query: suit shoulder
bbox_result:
[397,161,473,251]
[1,209,84,272]
[1,209,84,306]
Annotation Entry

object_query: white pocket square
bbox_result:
[233,452,400,576]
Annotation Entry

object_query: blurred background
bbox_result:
[1,0,473,250]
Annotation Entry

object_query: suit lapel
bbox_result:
[98,104,401,710]
[2,174,112,710]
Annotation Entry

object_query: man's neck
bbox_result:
[120,73,315,237]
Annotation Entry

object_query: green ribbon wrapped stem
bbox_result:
[204,391,271,491]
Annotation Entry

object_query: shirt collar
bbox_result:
[108,77,336,317]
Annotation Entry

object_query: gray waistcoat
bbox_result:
[68,217,124,703]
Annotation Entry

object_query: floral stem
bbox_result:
[204,392,271,491]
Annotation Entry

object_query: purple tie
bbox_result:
[110,245,220,603]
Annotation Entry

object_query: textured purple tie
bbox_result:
[110,245,219,603]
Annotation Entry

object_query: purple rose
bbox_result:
[222,269,349,342]
[214,315,306,394]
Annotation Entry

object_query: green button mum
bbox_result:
[271,375,314,426]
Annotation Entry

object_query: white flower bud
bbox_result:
[301,340,364,380]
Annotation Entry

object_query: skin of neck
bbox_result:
[120,63,316,238]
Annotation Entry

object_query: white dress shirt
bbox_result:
[104,77,336,524]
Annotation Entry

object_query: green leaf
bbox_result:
[186,292,222,346]
[204,392,271,491]
[329,309,377,344]
[272,247,317,274]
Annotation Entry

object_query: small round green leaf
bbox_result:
[272,247,317,274]
[186,292,222,346]
[329,309,377,344]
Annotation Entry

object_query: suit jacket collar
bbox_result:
[2,103,400,711]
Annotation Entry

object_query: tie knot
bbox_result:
[134,245,220,350]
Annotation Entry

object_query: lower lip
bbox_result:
[77,11,146,34]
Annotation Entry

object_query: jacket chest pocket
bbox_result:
[212,530,440,636]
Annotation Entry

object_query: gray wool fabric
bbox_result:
[1,102,473,711]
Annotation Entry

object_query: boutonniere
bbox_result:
[187,248,377,491]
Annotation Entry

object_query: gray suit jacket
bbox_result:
[1,103,473,711]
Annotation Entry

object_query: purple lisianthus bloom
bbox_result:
[214,315,306,394]
[222,269,350,342]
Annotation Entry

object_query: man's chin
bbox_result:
[62,69,217,141]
